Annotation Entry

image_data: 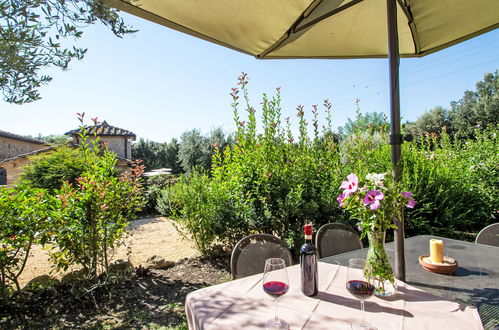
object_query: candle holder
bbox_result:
[419,255,458,275]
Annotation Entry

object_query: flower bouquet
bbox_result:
[338,173,415,296]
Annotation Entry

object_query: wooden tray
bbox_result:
[419,255,458,275]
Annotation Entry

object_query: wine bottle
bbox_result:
[300,223,318,296]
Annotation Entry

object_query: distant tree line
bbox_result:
[25,134,71,145]
[337,107,390,136]
[407,71,498,137]
[132,127,233,174]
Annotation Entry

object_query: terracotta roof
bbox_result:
[65,121,136,139]
[0,130,50,145]
[0,146,55,164]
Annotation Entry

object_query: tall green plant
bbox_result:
[161,74,345,254]
[49,114,145,276]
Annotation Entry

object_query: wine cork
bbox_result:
[430,239,444,264]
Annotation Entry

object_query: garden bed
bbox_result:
[1,257,231,329]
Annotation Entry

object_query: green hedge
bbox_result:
[402,128,498,239]
[158,75,498,255]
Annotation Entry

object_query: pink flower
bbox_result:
[356,222,363,231]
[340,174,359,195]
[337,193,346,206]
[406,199,416,208]
[363,190,384,210]
[402,191,412,199]
[402,191,416,208]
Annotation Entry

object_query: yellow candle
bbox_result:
[430,239,444,264]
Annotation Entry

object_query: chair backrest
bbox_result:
[230,234,293,279]
[315,223,363,258]
[475,223,499,247]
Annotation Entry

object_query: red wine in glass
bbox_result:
[346,258,377,330]
[263,281,289,298]
[263,258,290,329]
[346,280,375,300]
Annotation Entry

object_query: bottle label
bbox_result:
[305,234,312,240]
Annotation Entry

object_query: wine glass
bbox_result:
[263,258,290,330]
[346,258,377,330]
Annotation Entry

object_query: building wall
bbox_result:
[0,157,31,186]
[103,136,130,159]
[72,136,131,159]
[0,137,46,161]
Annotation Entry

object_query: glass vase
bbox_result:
[365,231,397,297]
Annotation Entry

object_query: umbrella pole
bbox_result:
[387,0,405,281]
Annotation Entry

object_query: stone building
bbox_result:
[0,147,54,186]
[65,121,136,160]
[0,122,136,186]
[0,130,50,185]
[0,130,50,161]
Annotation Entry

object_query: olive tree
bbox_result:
[1,0,135,104]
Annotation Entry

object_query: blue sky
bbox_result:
[2,13,498,142]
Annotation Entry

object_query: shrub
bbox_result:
[334,125,498,240]
[402,127,498,239]
[21,146,93,191]
[159,74,498,256]
[140,174,179,215]
[157,171,229,253]
[159,74,347,255]
[1,115,146,299]
[0,185,58,300]
[48,115,145,276]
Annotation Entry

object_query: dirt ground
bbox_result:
[19,217,200,287]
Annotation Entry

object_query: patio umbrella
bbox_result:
[104,0,499,281]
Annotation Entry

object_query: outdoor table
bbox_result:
[185,240,485,329]
[322,235,499,329]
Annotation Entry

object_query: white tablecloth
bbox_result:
[186,262,483,329]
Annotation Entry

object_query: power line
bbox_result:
[298,42,498,105]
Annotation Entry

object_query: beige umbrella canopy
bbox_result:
[104,0,498,59]
[104,0,499,280]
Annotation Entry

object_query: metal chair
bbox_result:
[315,223,363,258]
[230,234,293,279]
[475,223,499,247]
